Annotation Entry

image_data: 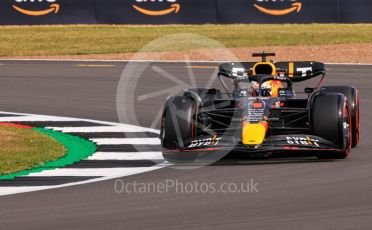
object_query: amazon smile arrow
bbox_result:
[133,3,181,16]
[254,2,302,16]
[13,4,60,16]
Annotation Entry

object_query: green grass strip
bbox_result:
[0,128,96,180]
[1,24,372,56]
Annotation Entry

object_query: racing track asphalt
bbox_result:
[0,60,371,230]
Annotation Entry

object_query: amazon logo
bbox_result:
[13,0,60,16]
[254,0,302,16]
[132,0,181,16]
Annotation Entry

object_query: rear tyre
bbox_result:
[161,96,198,163]
[312,93,352,159]
[321,86,360,147]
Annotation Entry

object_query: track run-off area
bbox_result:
[0,111,165,196]
[0,60,371,230]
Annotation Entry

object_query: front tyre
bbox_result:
[312,93,352,159]
[161,96,198,163]
[321,86,360,147]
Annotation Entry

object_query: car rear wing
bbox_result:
[275,62,326,82]
[218,61,326,82]
[218,62,256,78]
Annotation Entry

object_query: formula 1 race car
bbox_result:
[160,52,360,163]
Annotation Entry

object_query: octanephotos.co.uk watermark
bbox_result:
[114,179,259,194]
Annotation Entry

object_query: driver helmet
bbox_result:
[261,80,283,97]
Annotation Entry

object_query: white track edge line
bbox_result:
[1,59,372,65]
[0,111,160,134]
[0,164,170,197]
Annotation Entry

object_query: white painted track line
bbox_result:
[27,168,158,177]
[49,126,152,133]
[90,138,160,145]
[0,186,54,196]
[1,58,372,65]
[87,152,163,161]
[0,165,168,197]
[0,111,159,133]
[0,115,78,122]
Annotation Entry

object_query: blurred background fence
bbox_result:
[0,0,371,25]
